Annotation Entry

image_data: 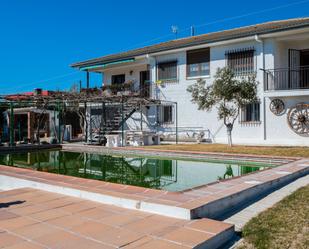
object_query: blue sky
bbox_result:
[0,0,308,94]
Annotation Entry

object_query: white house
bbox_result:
[72,18,309,146]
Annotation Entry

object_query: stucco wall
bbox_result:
[275,39,309,69]
[101,36,309,146]
[148,40,266,144]
[103,63,148,91]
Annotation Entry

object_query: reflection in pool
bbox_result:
[0,150,271,192]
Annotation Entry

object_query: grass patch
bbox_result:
[236,185,309,249]
[142,144,309,157]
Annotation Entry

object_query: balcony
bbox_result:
[100,80,154,98]
[263,66,309,91]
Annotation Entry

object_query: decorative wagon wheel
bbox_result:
[287,103,309,136]
[269,98,285,116]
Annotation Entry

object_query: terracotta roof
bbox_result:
[71,17,309,69]
[5,90,53,101]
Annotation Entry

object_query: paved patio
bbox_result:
[0,188,233,249]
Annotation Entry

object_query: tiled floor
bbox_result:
[0,188,233,249]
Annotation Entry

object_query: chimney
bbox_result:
[34,88,42,96]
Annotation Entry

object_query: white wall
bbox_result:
[100,34,309,146]
[148,40,266,144]
[275,38,309,69]
[103,63,148,91]
[264,96,309,146]
[265,38,309,145]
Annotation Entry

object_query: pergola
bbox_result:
[0,89,178,147]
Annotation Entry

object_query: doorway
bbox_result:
[140,71,150,98]
[289,49,309,88]
[300,49,309,66]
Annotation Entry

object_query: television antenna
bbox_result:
[171,25,179,39]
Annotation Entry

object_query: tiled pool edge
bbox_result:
[61,144,297,165]
[0,173,191,219]
[189,163,309,219]
[0,144,61,154]
[0,158,308,220]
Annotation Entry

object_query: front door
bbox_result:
[140,71,150,98]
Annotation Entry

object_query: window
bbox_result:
[187,48,210,77]
[157,61,177,82]
[226,48,255,75]
[241,102,260,122]
[111,74,125,85]
[158,105,174,124]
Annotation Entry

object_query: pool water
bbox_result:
[0,150,272,192]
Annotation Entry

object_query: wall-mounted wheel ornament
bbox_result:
[270,98,285,116]
[287,103,309,136]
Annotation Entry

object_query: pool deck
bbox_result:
[0,188,233,249]
[225,174,309,232]
[62,143,298,165]
[1,149,309,249]
[0,144,61,154]
[0,157,308,220]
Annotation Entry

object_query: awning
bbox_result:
[79,59,135,71]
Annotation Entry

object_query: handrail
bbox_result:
[263,66,309,91]
[263,65,309,71]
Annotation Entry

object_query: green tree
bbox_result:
[187,67,258,146]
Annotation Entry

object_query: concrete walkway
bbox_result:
[225,174,309,232]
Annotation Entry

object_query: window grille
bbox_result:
[157,61,178,82]
[240,102,260,122]
[226,48,255,75]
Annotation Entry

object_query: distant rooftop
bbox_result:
[71,17,309,69]
[4,88,54,101]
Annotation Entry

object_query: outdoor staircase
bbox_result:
[113,106,138,130]
[99,103,140,134]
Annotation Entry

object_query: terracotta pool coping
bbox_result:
[113,146,302,160]
[1,157,308,219]
[62,144,297,165]
[0,188,234,249]
[0,144,61,154]
[65,143,301,160]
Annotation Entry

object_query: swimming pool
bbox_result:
[0,150,273,192]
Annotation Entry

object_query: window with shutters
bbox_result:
[226,48,255,75]
[240,102,260,123]
[157,61,178,82]
[158,105,174,124]
[187,48,210,77]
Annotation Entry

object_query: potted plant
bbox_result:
[102,85,112,96]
